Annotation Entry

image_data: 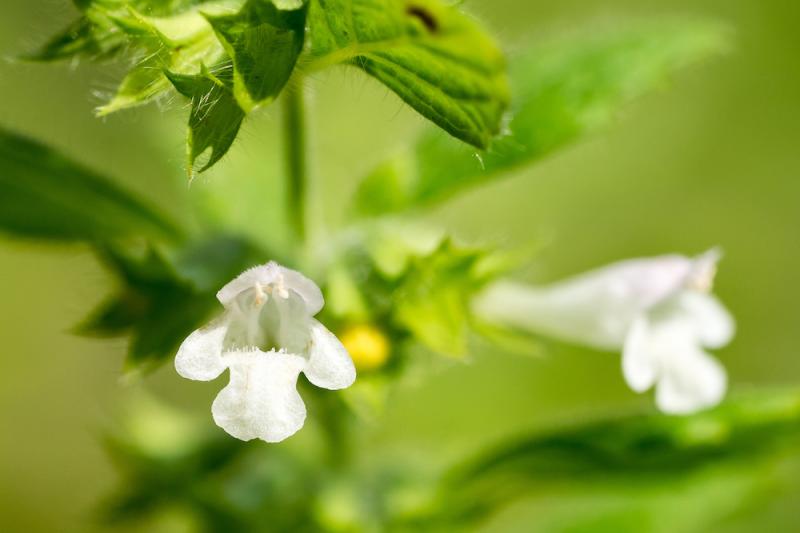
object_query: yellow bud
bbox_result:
[340,324,390,372]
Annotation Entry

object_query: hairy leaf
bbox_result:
[25,3,128,62]
[96,5,228,115]
[207,0,307,111]
[305,0,509,149]
[0,127,182,241]
[352,19,730,216]
[25,1,217,62]
[167,66,246,174]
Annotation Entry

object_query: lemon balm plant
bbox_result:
[3,0,800,531]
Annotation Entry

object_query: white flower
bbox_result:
[472,249,734,414]
[175,262,356,442]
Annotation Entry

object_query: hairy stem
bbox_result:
[283,86,307,243]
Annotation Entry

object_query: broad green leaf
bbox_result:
[166,66,246,174]
[305,0,509,149]
[352,19,730,217]
[438,389,800,525]
[444,463,794,533]
[206,0,307,111]
[0,127,182,242]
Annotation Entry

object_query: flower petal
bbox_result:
[212,350,307,442]
[621,316,658,393]
[655,347,727,414]
[472,254,695,350]
[217,262,282,306]
[217,262,323,314]
[303,319,356,390]
[280,268,324,315]
[677,292,735,349]
[685,248,722,292]
[174,318,229,381]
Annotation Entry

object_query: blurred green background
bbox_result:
[1,0,798,531]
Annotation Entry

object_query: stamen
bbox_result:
[274,274,289,299]
[254,281,267,305]
[689,263,717,292]
[686,250,719,292]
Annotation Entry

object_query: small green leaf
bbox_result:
[166,66,246,174]
[102,395,249,526]
[79,236,268,370]
[24,1,214,63]
[102,396,315,530]
[24,5,127,62]
[0,126,182,242]
[352,19,730,217]
[363,222,444,279]
[79,245,214,369]
[393,239,500,356]
[96,6,227,115]
[24,17,107,61]
[206,0,307,111]
[305,0,509,149]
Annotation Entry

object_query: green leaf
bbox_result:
[24,17,109,61]
[0,127,182,242]
[393,239,501,356]
[326,223,520,357]
[96,6,227,115]
[326,262,370,321]
[31,1,305,173]
[103,395,319,531]
[102,395,249,527]
[439,388,800,525]
[206,0,307,111]
[352,18,730,217]
[79,245,213,369]
[24,4,128,62]
[166,66,246,174]
[87,0,218,18]
[79,236,267,370]
[305,0,509,149]
[25,1,214,62]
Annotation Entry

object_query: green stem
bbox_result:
[316,389,355,469]
[283,86,307,243]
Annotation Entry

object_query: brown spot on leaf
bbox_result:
[406,5,439,33]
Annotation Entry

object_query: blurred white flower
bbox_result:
[472,250,734,414]
[175,262,356,442]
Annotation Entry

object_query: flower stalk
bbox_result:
[283,85,308,243]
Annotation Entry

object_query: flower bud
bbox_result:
[340,324,390,372]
